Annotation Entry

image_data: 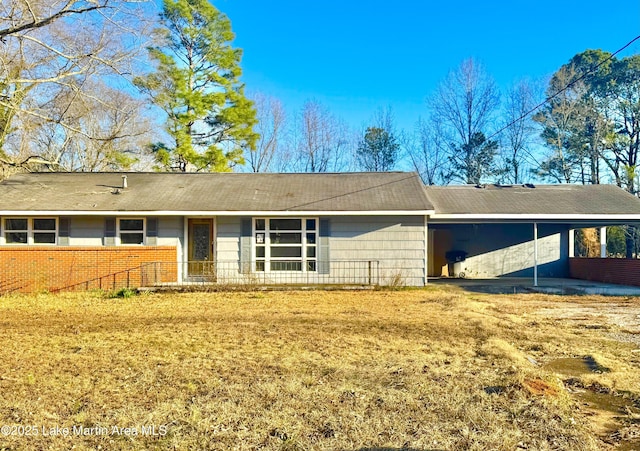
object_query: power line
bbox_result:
[488,34,640,142]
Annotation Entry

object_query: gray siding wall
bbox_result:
[216,216,241,263]
[157,217,183,248]
[67,216,183,249]
[68,216,103,246]
[329,216,425,286]
[431,223,569,278]
[211,215,427,286]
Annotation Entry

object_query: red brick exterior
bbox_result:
[0,246,177,293]
[569,257,640,287]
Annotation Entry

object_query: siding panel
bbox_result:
[157,216,183,247]
[330,216,425,286]
[69,217,104,246]
[216,217,241,262]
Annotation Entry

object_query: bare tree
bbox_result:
[0,0,154,172]
[289,100,350,172]
[498,80,538,183]
[31,81,156,171]
[0,1,113,38]
[246,92,286,172]
[428,58,500,184]
[405,117,448,185]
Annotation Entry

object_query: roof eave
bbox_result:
[0,209,436,216]
[429,213,640,220]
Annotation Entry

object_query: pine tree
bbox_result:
[136,0,258,172]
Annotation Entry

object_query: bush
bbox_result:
[110,288,137,299]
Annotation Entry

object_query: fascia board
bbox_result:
[0,210,436,217]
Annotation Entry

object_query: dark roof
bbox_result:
[425,184,640,216]
[0,172,433,213]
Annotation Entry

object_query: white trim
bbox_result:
[568,229,575,258]
[116,217,145,246]
[1,217,58,245]
[430,213,640,220]
[6,211,634,221]
[424,215,428,286]
[0,210,435,217]
[253,217,318,273]
[213,217,217,264]
[180,217,188,284]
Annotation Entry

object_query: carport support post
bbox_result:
[600,227,607,258]
[423,215,429,286]
[568,229,575,258]
[533,222,538,287]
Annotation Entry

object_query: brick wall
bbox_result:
[0,246,177,293]
[569,257,640,287]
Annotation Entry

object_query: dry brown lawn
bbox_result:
[0,288,639,450]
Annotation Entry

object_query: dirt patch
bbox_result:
[567,381,640,450]
[536,301,640,334]
[534,300,640,450]
[522,378,559,396]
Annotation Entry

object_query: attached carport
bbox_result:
[424,184,640,287]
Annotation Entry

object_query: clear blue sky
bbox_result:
[209,0,640,132]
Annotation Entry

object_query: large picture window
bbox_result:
[3,218,57,245]
[254,218,317,271]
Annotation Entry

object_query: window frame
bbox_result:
[253,217,318,272]
[1,217,58,245]
[117,217,146,246]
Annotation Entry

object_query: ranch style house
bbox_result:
[1,171,640,293]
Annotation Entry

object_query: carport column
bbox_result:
[600,226,607,258]
[568,229,575,258]
[423,215,429,286]
[533,222,538,287]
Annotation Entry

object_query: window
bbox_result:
[119,218,145,245]
[3,218,57,245]
[254,218,317,271]
[33,219,56,244]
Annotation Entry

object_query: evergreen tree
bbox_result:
[448,132,498,184]
[136,0,258,172]
[357,126,399,171]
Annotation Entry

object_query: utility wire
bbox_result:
[488,34,640,142]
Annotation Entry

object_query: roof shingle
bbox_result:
[0,172,433,213]
[425,184,640,215]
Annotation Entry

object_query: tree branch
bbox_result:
[0,3,107,39]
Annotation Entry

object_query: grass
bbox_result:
[0,288,638,450]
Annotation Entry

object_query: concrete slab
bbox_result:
[428,277,640,296]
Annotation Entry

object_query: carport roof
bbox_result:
[425,184,640,218]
